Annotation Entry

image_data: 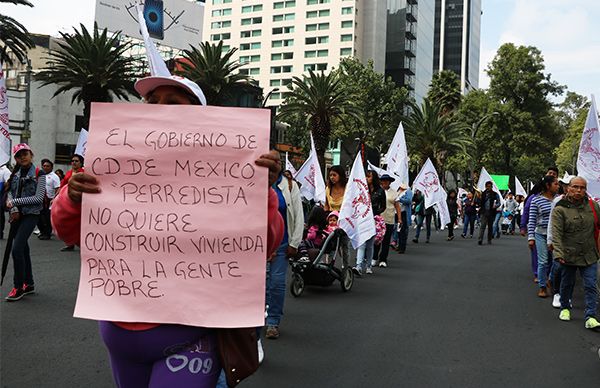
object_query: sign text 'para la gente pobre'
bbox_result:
[74,103,269,328]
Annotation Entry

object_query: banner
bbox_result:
[367,161,402,189]
[477,166,504,206]
[577,95,600,201]
[285,152,297,177]
[294,134,326,204]
[515,176,527,197]
[0,65,10,165]
[434,189,451,230]
[385,122,409,188]
[75,103,269,328]
[75,128,89,158]
[412,159,446,209]
[339,151,376,249]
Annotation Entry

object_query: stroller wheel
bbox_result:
[290,273,305,297]
[341,267,354,292]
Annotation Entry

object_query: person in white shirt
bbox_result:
[37,159,61,240]
[0,163,12,239]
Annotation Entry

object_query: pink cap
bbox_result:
[134,75,207,106]
[328,211,339,219]
[12,143,32,157]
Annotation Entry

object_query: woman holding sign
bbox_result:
[59,154,84,252]
[51,75,284,388]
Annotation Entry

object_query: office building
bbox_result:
[385,0,436,103]
[203,0,388,106]
[433,0,481,92]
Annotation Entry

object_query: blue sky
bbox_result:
[1,0,599,102]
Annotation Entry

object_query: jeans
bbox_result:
[530,244,538,277]
[478,213,495,242]
[462,213,475,236]
[551,261,563,295]
[397,212,408,252]
[11,214,38,288]
[535,233,551,289]
[560,263,598,318]
[414,213,432,241]
[374,223,394,262]
[265,242,288,327]
[492,212,502,237]
[37,206,52,237]
[355,236,375,270]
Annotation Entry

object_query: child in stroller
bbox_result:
[501,210,513,234]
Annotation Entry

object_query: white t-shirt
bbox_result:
[0,165,11,184]
[45,171,61,199]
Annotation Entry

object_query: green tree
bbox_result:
[404,98,472,176]
[0,0,34,65]
[277,69,361,168]
[555,107,589,173]
[334,58,408,151]
[554,91,588,132]
[178,41,250,106]
[427,70,462,116]
[36,24,137,128]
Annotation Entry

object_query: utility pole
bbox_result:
[22,59,32,142]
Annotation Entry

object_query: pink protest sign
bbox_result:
[74,103,269,328]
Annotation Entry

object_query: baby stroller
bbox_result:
[501,211,513,234]
[289,228,354,297]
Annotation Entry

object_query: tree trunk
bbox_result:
[310,116,331,176]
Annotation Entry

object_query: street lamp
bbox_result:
[262,88,280,108]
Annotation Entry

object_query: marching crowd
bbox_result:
[2,72,599,388]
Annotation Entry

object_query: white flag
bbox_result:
[385,122,409,187]
[366,161,402,189]
[434,189,451,230]
[136,3,170,77]
[529,181,534,191]
[75,128,89,158]
[339,151,376,249]
[295,134,326,203]
[285,152,297,177]
[515,176,527,197]
[0,65,10,165]
[457,187,469,199]
[577,95,600,201]
[412,159,446,209]
[477,166,505,206]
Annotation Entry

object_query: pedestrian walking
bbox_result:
[446,189,459,241]
[478,181,501,245]
[372,174,400,264]
[51,75,285,387]
[325,165,350,268]
[461,192,477,238]
[354,170,385,275]
[37,159,60,240]
[528,175,559,298]
[4,143,46,301]
[59,154,84,252]
[504,193,518,234]
[393,183,413,255]
[413,190,433,244]
[552,177,600,330]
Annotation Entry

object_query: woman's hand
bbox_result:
[528,240,535,250]
[68,172,101,203]
[255,150,281,187]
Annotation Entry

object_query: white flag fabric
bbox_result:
[136,3,171,77]
[412,159,446,209]
[515,176,527,197]
[530,181,534,191]
[577,95,600,201]
[385,122,409,187]
[295,134,326,203]
[457,188,469,199]
[477,166,505,206]
[367,161,403,191]
[434,190,451,230]
[339,152,376,249]
[75,128,89,158]
[0,65,10,165]
[285,152,297,177]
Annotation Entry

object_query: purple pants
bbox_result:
[99,321,220,388]
[530,245,538,277]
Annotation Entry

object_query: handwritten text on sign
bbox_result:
[74,103,269,328]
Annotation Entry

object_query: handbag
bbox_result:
[590,199,600,252]
[216,327,259,387]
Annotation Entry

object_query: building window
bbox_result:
[211,33,231,41]
[55,143,77,164]
[211,20,231,29]
[241,17,262,25]
[212,8,232,17]
[341,34,353,42]
[273,26,295,34]
[307,0,330,4]
[317,49,328,57]
[212,0,232,3]
[273,13,295,21]
[242,5,263,13]
[341,7,352,15]
[270,79,281,87]
[341,20,353,28]
[340,47,352,56]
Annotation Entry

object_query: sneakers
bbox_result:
[22,283,35,295]
[585,317,600,330]
[5,287,24,302]
[478,240,482,245]
[379,261,387,268]
[559,309,570,321]
[412,238,418,244]
[366,268,373,274]
[552,294,561,308]
[257,339,265,364]
[352,267,363,277]
[537,287,548,298]
[61,245,75,252]
[371,259,377,267]
[265,325,279,339]
[460,234,466,238]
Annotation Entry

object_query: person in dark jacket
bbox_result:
[478,181,500,245]
[413,190,434,243]
[446,189,459,240]
[461,192,478,238]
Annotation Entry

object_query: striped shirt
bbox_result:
[8,172,46,208]
[527,195,554,239]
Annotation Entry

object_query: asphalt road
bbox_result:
[1,228,600,388]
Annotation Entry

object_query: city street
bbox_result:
[2,230,600,387]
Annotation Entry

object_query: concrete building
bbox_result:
[433,0,481,92]
[202,0,388,106]
[385,0,436,103]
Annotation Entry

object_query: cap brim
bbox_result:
[134,76,198,102]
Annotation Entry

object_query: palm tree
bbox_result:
[277,69,360,167]
[36,23,138,129]
[427,70,462,116]
[178,41,250,106]
[404,98,472,174]
[0,0,34,65]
